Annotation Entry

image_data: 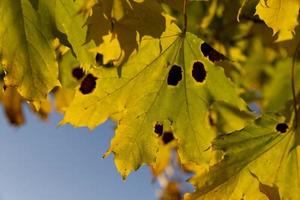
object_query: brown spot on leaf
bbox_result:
[96,53,114,68]
[154,123,163,136]
[79,74,97,95]
[72,67,85,80]
[276,123,288,133]
[162,131,174,144]
[192,61,206,82]
[201,42,226,62]
[95,53,103,65]
[167,65,182,86]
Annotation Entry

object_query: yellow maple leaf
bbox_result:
[256,0,300,42]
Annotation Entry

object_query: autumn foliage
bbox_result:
[0,0,300,199]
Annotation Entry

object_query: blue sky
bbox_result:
[0,106,157,200]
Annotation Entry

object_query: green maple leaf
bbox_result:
[0,0,60,101]
[39,0,96,68]
[186,114,300,200]
[61,22,246,178]
[256,0,300,42]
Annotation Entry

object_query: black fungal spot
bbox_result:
[276,123,288,133]
[200,42,226,62]
[154,123,163,136]
[192,61,206,82]
[72,67,85,80]
[167,65,182,86]
[96,53,114,68]
[200,42,211,57]
[104,61,114,68]
[79,74,97,95]
[162,131,174,144]
[95,53,104,65]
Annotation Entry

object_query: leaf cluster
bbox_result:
[0,0,300,199]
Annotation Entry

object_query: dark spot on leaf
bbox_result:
[79,74,97,95]
[162,131,174,144]
[276,123,288,133]
[72,67,85,80]
[200,42,211,57]
[104,61,114,68]
[95,53,103,65]
[201,42,226,62]
[0,69,6,80]
[167,65,182,86]
[96,53,114,68]
[192,61,206,82]
[154,123,163,136]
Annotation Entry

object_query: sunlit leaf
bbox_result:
[62,22,246,178]
[0,0,60,101]
[256,0,300,42]
[39,0,96,68]
[86,0,165,65]
[186,114,300,200]
[55,51,82,113]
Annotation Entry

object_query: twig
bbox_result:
[183,0,188,33]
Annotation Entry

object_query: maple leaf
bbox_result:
[86,0,165,66]
[255,0,300,42]
[186,114,300,200]
[39,0,96,68]
[151,124,177,176]
[102,0,133,21]
[61,22,246,178]
[55,51,83,113]
[0,0,60,101]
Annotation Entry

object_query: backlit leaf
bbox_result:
[256,0,300,42]
[62,22,246,178]
[55,51,82,113]
[0,0,60,101]
[39,0,96,68]
[186,114,300,200]
[86,0,165,65]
